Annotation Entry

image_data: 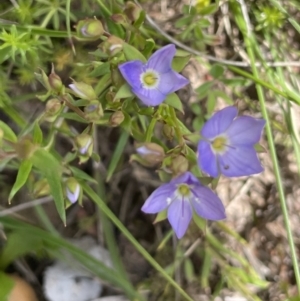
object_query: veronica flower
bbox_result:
[118,44,189,106]
[141,172,225,239]
[197,106,266,178]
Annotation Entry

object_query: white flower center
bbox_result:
[140,69,160,89]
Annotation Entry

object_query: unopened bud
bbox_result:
[84,101,103,122]
[35,68,51,90]
[162,124,175,140]
[48,65,63,93]
[14,137,37,160]
[33,178,50,197]
[171,155,189,175]
[75,133,93,163]
[124,1,142,23]
[109,111,124,127]
[69,81,97,100]
[100,35,124,56]
[77,19,104,38]
[105,90,116,103]
[45,98,62,122]
[65,177,81,204]
[136,143,165,166]
[111,14,127,25]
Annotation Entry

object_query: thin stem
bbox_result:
[228,66,300,105]
[82,183,194,301]
[145,117,157,142]
[243,29,300,295]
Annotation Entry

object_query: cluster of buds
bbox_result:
[111,1,142,25]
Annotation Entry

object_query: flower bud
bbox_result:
[171,155,189,175]
[109,111,124,127]
[84,101,103,122]
[14,137,37,160]
[44,98,62,122]
[100,35,124,56]
[35,68,51,90]
[69,81,97,100]
[65,177,81,204]
[135,143,165,166]
[75,133,93,164]
[162,124,175,140]
[33,178,50,197]
[111,14,127,25]
[77,19,104,38]
[48,65,63,94]
[124,1,142,23]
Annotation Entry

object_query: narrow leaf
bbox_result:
[123,43,147,62]
[0,120,17,143]
[165,93,184,113]
[31,149,66,224]
[8,159,32,203]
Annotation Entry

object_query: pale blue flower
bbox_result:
[198,106,266,177]
[141,172,225,239]
[118,44,189,106]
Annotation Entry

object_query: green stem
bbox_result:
[245,36,300,292]
[82,183,194,301]
[145,117,157,142]
[169,107,184,145]
[228,66,300,105]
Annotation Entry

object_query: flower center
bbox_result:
[211,136,227,153]
[178,184,191,197]
[140,70,159,89]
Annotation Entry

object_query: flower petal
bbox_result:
[191,186,225,220]
[132,87,166,106]
[226,116,265,145]
[158,71,189,94]
[141,183,176,214]
[201,106,238,139]
[118,60,144,90]
[218,145,263,177]
[147,44,176,73]
[168,198,192,239]
[197,140,219,177]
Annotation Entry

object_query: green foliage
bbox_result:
[0,0,300,300]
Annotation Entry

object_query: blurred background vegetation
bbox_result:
[1,0,300,300]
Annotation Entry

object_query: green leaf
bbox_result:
[0,218,142,300]
[0,120,17,143]
[0,272,14,300]
[209,64,225,79]
[172,54,191,72]
[212,90,234,105]
[195,81,214,99]
[0,230,42,269]
[123,43,147,62]
[69,166,97,184]
[165,93,184,113]
[8,159,32,203]
[33,122,43,144]
[106,131,129,182]
[31,149,66,224]
[114,83,134,100]
[154,210,167,223]
[89,62,111,77]
[206,92,216,115]
[142,38,155,58]
[198,3,219,15]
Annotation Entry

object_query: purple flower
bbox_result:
[197,106,266,178]
[141,172,225,239]
[118,44,189,106]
